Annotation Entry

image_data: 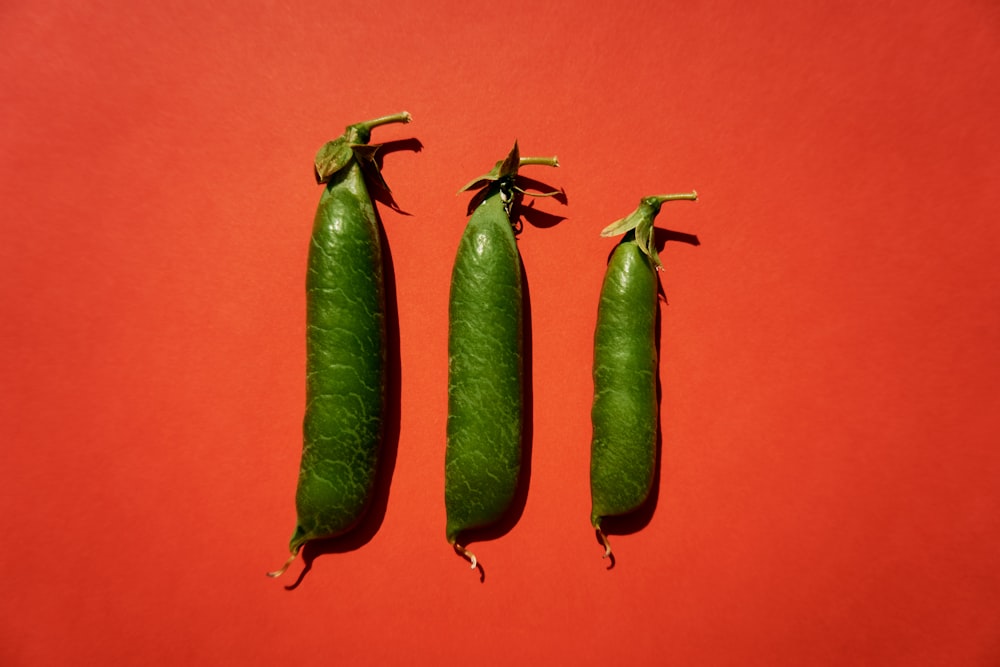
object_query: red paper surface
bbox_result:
[2,1,998,665]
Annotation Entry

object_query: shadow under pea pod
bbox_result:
[363,137,424,215]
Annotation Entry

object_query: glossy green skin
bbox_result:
[290,160,386,553]
[445,184,523,544]
[590,235,658,528]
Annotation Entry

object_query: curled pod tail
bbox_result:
[267,547,301,579]
[452,541,479,570]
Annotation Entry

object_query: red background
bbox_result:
[2,1,999,665]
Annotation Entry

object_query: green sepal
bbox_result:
[457,141,520,194]
[600,193,698,269]
[313,111,412,184]
[314,137,355,183]
[458,142,561,218]
[635,211,661,269]
[353,144,391,194]
[457,141,560,195]
[314,141,390,186]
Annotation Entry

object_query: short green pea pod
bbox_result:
[590,192,697,561]
[269,112,412,579]
[445,143,559,570]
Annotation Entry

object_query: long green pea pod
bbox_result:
[445,143,560,571]
[269,112,412,579]
[590,192,698,561]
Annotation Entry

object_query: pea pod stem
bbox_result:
[517,156,559,168]
[355,111,412,132]
[512,157,562,198]
[343,111,411,147]
[646,191,698,205]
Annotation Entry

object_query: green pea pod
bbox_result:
[590,192,697,561]
[445,142,560,570]
[269,112,412,578]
